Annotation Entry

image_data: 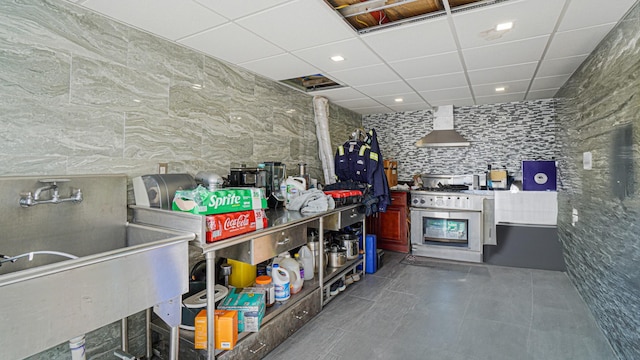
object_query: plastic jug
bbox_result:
[272,264,290,302]
[284,176,307,208]
[298,245,314,280]
[294,253,305,281]
[279,253,303,294]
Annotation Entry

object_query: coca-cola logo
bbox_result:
[224,214,250,230]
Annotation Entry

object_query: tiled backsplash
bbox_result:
[363,99,558,181]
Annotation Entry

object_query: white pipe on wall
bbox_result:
[313,96,336,185]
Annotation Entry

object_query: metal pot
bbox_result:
[336,233,359,260]
[328,245,347,268]
[308,240,328,272]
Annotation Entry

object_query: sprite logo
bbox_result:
[208,193,241,208]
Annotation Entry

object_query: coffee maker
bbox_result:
[258,161,286,208]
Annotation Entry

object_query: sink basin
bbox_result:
[0,175,196,360]
[0,223,194,360]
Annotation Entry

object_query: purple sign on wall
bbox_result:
[522,160,557,191]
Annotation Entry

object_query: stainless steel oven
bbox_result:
[410,191,484,263]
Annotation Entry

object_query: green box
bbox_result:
[218,288,265,333]
[172,186,267,215]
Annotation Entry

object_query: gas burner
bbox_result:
[415,184,469,192]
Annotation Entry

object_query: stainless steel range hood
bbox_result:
[415,105,470,147]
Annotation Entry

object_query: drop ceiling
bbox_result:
[72,0,638,114]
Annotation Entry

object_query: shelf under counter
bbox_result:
[151,279,320,358]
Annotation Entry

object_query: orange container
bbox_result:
[215,310,238,350]
[194,309,239,350]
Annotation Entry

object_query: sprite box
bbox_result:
[172,186,267,215]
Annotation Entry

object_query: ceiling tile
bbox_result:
[333,97,381,108]
[238,53,320,80]
[467,62,537,84]
[235,0,354,51]
[526,88,559,100]
[307,86,366,102]
[372,92,425,106]
[453,0,564,48]
[179,23,284,63]
[389,51,463,79]
[545,24,615,60]
[419,86,472,102]
[194,0,292,20]
[407,72,469,92]
[536,55,588,77]
[475,92,525,105]
[473,79,531,97]
[530,74,571,91]
[430,98,475,107]
[351,105,395,115]
[388,102,430,112]
[83,0,228,40]
[354,80,414,97]
[361,17,457,62]
[558,0,637,31]
[328,64,401,87]
[292,38,383,72]
[463,35,549,70]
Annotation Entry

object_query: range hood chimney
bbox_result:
[415,105,470,147]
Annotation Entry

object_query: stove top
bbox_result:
[413,184,470,192]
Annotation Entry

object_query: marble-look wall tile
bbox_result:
[70,56,170,111]
[554,2,640,360]
[0,0,362,357]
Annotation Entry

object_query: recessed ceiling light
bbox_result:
[495,87,506,92]
[331,55,345,62]
[394,98,404,102]
[496,22,513,31]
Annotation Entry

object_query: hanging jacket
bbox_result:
[335,140,376,184]
[364,128,391,212]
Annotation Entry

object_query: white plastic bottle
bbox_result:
[294,253,305,282]
[279,253,303,294]
[298,245,315,280]
[272,264,290,302]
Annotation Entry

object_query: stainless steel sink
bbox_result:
[0,175,196,360]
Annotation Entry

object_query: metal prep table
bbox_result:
[131,204,366,359]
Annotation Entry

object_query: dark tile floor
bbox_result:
[264,251,616,360]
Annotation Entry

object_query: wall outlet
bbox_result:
[158,163,168,174]
[571,208,579,226]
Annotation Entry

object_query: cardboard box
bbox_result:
[172,186,267,215]
[205,209,267,243]
[194,309,208,350]
[384,160,398,187]
[215,310,238,350]
[194,309,239,350]
[218,288,265,333]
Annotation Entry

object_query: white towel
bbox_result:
[287,189,335,213]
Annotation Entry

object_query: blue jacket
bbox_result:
[334,129,390,213]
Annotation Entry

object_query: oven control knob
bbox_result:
[412,198,419,205]
[435,198,444,206]
[420,199,426,204]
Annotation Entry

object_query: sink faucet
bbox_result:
[19,179,83,207]
[34,183,58,201]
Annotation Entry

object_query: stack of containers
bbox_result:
[172,185,269,287]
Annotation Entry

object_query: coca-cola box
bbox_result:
[206,209,267,243]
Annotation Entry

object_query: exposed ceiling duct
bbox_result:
[415,105,470,147]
